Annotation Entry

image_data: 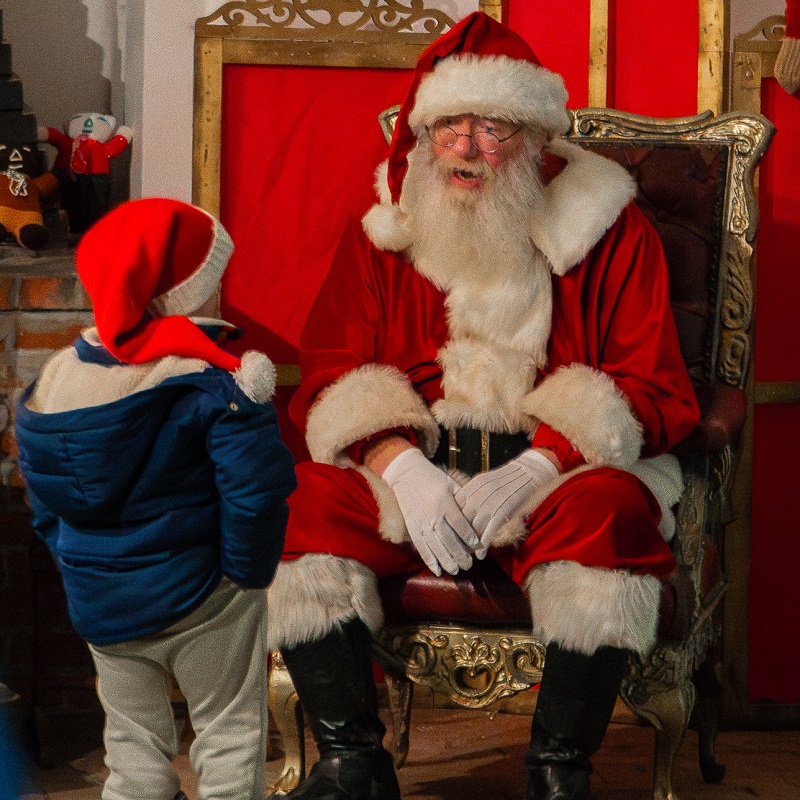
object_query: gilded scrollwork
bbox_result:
[734,15,787,50]
[197,0,455,39]
[673,467,705,570]
[383,626,544,708]
[569,108,774,393]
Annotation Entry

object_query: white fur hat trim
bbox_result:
[408,53,571,136]
[148,213,234,318]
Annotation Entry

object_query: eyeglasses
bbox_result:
[426,120,523,154]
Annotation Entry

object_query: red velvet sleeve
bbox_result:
[587,205,700,455]
[288,217,383,435]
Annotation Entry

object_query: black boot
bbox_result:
[276,618,400,800]
[525,643,628,800]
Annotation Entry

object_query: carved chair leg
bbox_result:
[267,651,306,796]
[384,672,413,768]
[622,650,695,800]
[692,656,726,783]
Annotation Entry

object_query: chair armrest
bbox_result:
[673,384,746,456]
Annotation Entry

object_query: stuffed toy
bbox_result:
[775,0,800,97]
[0,142,58,251]
[38,113,133,232]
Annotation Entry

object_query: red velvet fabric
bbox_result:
[508,2,590,108]
[219,64,415,366]
[754,79,800,382]
[787,0,800,38]
[746,77,800,705]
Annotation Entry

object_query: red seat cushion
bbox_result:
[378,537,724,643]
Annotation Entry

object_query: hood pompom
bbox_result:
[234,350,276,404]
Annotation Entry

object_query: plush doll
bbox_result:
[38,113,133,232]
[775,0,800,97]
[0,142,58,250]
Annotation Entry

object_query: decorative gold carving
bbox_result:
[196,0,456,41]
[734,15,787,51]
[623,645,695,800]
[569,108,774,390]
[732,16,784,116]
[384,673,413,767]
[710,445,735,514]
[380,626,544,708]
[673,465,705,571]
[267,653,306,794]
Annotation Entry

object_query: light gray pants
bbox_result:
[89,581,267,800]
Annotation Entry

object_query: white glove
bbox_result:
[455,449,558,556]
[382,448,480,577]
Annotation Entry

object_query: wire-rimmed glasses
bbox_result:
[426,118,523,154]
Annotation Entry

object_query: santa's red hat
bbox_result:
[776,0,800,96]
[76,197,241,368]
[363,11,570,251]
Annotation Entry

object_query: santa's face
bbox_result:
[427,114,528,196]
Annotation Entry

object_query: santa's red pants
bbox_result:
[283,462,676,585]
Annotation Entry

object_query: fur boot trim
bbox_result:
[521,364,643,468]
[266,555,384,651]
[305,363,440,466]
[233,350,276,404]
[525,561,662,657]
[529,139,637,276]
[407,54,571,136]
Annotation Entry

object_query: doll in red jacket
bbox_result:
[38,112,132,233]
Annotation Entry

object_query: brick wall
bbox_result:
[0,246,103,766]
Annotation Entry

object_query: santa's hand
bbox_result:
[455,449,558,556]
[381,447,480,576]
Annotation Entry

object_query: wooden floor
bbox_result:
[26,704,800,800]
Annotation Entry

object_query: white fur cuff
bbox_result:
[305,363,440,466]
[521,364,643,468]
[266,555,384,651]
[526,561,662,657]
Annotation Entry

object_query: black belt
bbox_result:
[432,426,530,476]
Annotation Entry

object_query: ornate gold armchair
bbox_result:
[269,107,774,800]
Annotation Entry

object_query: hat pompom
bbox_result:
[234,350,276,404]
[361,160,413,252]
[362,202,412,252]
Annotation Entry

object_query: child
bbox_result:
[15,198,296,800]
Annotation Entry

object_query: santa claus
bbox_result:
[268,12,700,800]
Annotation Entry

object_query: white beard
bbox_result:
[399,140,555,432]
